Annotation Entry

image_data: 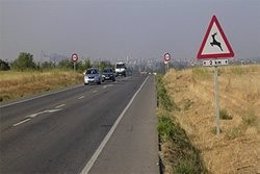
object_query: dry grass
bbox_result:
[163,64,260,174]
[0,70,82,102]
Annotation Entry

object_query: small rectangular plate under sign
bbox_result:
[203,59,229,67]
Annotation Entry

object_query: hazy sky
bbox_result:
[1,0,259,62]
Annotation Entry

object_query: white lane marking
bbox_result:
[26,109,62,118]
[0,85,82,108]
[80,76,149,174]
[47,109,62,113]
[55,104,66,108]
[103,84,113,89]
[13,118,31,127]
[78,96,85,100]
[92,90,97,93]
[27,112,41,118]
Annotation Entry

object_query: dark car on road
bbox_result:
[102,68,116,82]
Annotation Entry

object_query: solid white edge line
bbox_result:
[80,76,149,174]
[13,118,31,127]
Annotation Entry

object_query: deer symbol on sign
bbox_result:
[210,32,223,51]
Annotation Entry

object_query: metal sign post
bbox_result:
[197,15,235,135]
[71,53,78,72]
[213,65,220,135]
[163,53,171,73]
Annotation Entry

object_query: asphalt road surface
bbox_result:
[0,75,159,174]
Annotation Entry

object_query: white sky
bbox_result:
[1,0,259,62]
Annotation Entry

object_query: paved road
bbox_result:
[87,76,159,174]
[0,74,159,174]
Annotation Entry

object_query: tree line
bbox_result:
[0,52,113,72]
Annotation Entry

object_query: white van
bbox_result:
[115,62,127,77]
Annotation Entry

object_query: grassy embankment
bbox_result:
[156,74,207,174]
[0,70,82,103]
[159,64,259,174]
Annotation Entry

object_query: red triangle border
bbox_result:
[197,15,234,59]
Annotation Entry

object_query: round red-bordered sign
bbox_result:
[164,53,171,62]
[71,53,78,62]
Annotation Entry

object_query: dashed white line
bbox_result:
[92,90,97,93]
[102,84,113,89]
[78,96,85,100]
[13,118,31,127]
[55,104,66,108]
[27,113,40,118]
[26,109,62,118]
[1,85,82,108]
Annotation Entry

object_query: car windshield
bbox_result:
[103,69,112,73]
[116,64,125,68]
[86,69,97,74]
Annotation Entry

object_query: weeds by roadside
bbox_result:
[163,65,259,173]
[156,75,207,174]
[156,74,179,112]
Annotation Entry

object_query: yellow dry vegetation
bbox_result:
[0,70,82,102]
[163,64,260,174]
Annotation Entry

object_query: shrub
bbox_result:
[157,116,175,142]
[58,59,73,70]
[0,59,11,71]
[156,75,174,111]
[220,109,232,120]
[12,52,36,71]
[175,159,197,174]
[41,61,55,69]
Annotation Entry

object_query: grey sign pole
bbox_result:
[164,62,169,73]
[197,15,235,136]
[213,65,220,135]
[74,62,76,72]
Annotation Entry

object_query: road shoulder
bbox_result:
[87,76,159,174]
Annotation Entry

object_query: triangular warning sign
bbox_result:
[197,15,234,59]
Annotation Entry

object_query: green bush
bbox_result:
[77,59,92,72]
[41,61,55,69]
[156,74,207,174]
[12,52,36,71]
[0,59,11,71]
[175,159,197,174]
[156,75,173,111]
[58,59,73,70]
[157,116,175,141]
[220,109,232,120]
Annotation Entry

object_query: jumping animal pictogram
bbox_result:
[210,32,223,51]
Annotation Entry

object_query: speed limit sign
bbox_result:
[71,53,78,62]
[164,53,171,62]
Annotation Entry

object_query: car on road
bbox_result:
[115,62,127,77]
[84,68,103,85]
[102,67,116,82]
